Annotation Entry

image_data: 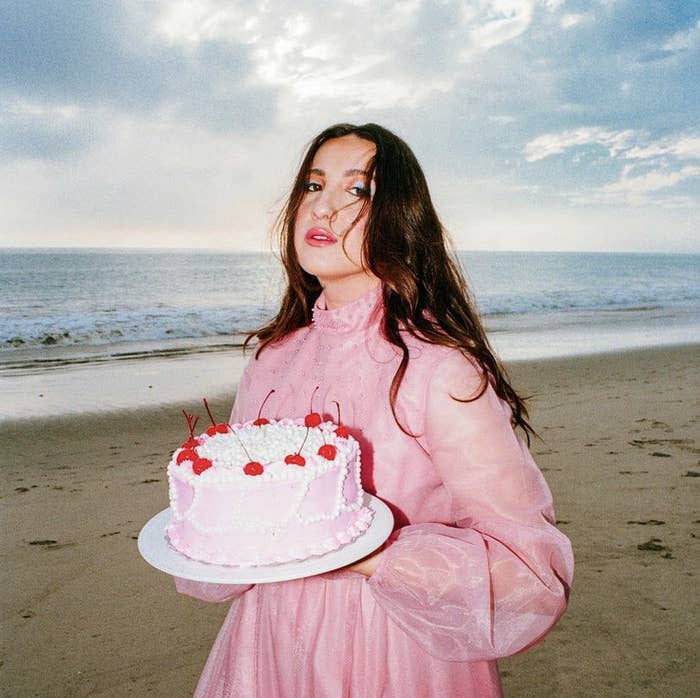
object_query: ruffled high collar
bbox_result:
[312,283,382,333]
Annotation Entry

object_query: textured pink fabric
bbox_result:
[174,284,573,697]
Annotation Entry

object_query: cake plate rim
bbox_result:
[137,493,394,584]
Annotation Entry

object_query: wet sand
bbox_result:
[2,345,698,697]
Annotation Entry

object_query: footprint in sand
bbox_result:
[635,418,673,431]
[636,539,675,558]
[28,539,75,550]
[629,438,699,454]
[627,519,665,526]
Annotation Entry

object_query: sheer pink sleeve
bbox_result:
[367,351,574,661]
[173,368,254,603]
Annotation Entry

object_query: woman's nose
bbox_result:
[311,189,338,221]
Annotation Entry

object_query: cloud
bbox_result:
[465,0,535,53]
[1,0,571,161]
[662,18,700,52]
[0,98,104,160]
[624,134,700,161]
[489,114,516,124]
[523,125,700,207]
[151,0,561,115]
[0,0,275,161]
[526,128,700,164]
[604,165,700,194]
[0,2,171,106]
[524,127,636,161]
[560,14,587,29]
[1,1,698,251]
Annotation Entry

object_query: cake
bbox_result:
[166,402,373,567]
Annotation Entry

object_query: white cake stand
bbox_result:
[137,494,394,584]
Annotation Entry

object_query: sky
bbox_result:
[1,0,698,253]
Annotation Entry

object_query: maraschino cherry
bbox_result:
[243,461,264,476]
[304,386,322,427]
[285,386,322,466]
[253,389,275,426]
[203,398,230,436]
[231,429,265,476]
[192,457,213,475]
[317,444,337,460]
[285,423,309,466]
[313,395,337,460]
[176,449,198,465]
[332,401,350,439]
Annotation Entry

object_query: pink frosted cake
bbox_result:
[166,410,373,567]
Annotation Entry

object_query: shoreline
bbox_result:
[2,344,699,696]
[2,336,699,423]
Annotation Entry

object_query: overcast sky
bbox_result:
[1,0,698,252]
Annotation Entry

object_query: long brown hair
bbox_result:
[246,123,534,441]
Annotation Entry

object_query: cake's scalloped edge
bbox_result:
[166,505,374,567]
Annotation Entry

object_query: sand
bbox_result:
[2,345,698,697]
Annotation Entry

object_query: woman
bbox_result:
[176,123,574,697]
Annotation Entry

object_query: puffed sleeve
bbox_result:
[173,365,254,603]
[367,351,574,661]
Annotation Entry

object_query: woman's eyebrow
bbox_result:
[344,168,370,177]
[307,168,370,178]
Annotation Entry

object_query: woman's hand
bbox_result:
[345,546,384,577]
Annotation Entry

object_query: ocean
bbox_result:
[1,248,698,367]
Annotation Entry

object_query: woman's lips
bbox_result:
[304,227,338,246]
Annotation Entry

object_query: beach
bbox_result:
[2,344,699,697]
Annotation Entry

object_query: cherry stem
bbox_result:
[182,411,200,438]
[232,431,254,461]
[297,426,310,455]
[202,398,217,427]
[309,385,319,413]
[257,389,275,420]
[332,401,341,425]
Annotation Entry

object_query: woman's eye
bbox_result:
[349,185,370,198]
[305,181,322,192]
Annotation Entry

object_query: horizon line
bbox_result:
[0,244,698,256]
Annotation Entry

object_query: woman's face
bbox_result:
[294,134,378,300]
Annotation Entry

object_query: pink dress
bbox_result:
[175,284,573,697]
